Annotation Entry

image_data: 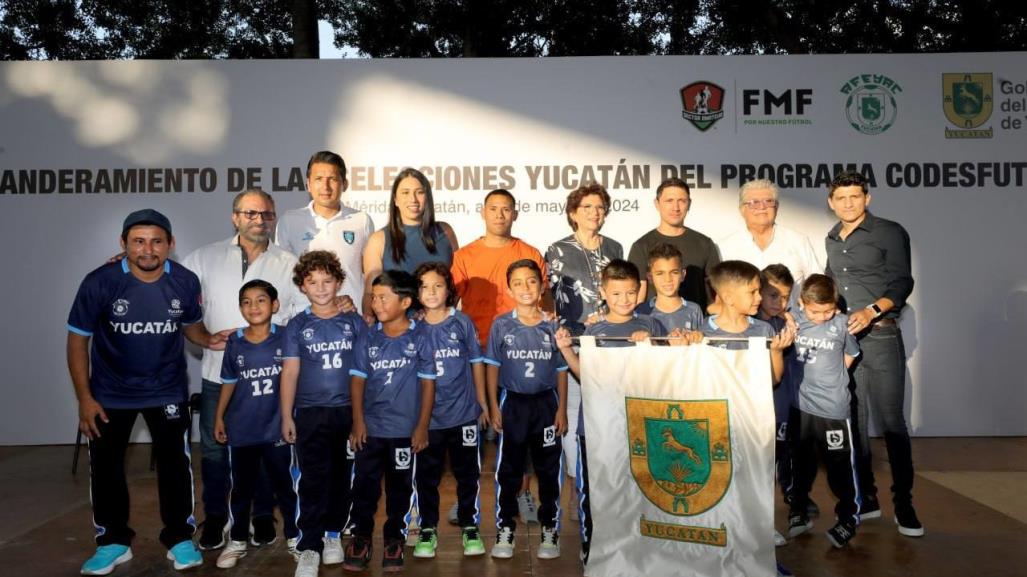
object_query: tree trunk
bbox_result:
[292,0,319,58]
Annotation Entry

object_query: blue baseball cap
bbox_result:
[122,209,172,237]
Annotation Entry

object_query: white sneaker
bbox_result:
[774,530,787,547]
[537,526,560,559]
[286,537,299,561]
[518,491,539,524]
[447,503,460,525]
[216,540,248,569]
[322,534,343,565]
[294,550,319,577]
[491,527,515,559]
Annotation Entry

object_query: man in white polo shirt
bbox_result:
[275,150,374,315]
[182,188,308,550]
[719,178,821,286]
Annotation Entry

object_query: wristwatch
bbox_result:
[865,303,882,318]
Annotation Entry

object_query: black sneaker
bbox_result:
[382,538,404,572]
[198,515,228,550]
[343,536,372,572]
[895,504,925,537]
[250,515,277,547]
[825,521,856,548]
[787,514,812,538]
[859,495,881,520]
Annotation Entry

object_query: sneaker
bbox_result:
[342,522,354,537]
[787,514,813,538]
[250,515,277,547]
[776,562,794,577]
[81,544,133,575]
[323,533,344,565]
[295,550,320,577]
[491,527,515,559]
[216,540,248,569]
[537,526,560,559]
[413,528,438,559]
[860,495,882,520]
[166,540,203,571]
[198,515,228,550]
[462,526,485,556]
[518,491,539,524]
[286,537,299,561]
[807,499,821,518]
[826,521,857,548]
[382,539,404,572]
[774,530,786,547]
[447,503,460,525]
[895,504,925,537]
[343,536,372,572]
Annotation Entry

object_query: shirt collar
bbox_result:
[121,257,171,275]
[829,210,877,239]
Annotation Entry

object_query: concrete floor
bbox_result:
[0,437,1024,576]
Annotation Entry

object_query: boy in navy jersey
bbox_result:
[279,251,367,577]
[213,280,299,568]
[635,244,704,333]
[411,263,488,558]
[485,260,568,561]
[68,209,226,574]
[343,270,437,572]
[786,275,862,549]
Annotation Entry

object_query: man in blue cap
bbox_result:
[68,209,228,574]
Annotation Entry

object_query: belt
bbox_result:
[871,318,896,330]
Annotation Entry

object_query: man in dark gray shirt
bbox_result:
[824,170,922,538]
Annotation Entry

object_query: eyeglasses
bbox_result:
[741,199,778,209]
[578,204,607,214]
[234,210,277,221]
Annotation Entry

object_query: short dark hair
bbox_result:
[601,258,641,286]
[647,243,683,267]
[372,269,419,309]
[413,261,458,308]
[800,274,839,305]
[306,150,347,180]
[829,170,868,197]
[709,260,761,292]
[564,183,610,231]
[506,258,542,285]
[484,188,516,206]
[239,279,278,304]
[760,264,795,289]
[293,250,346,287]
[656,177,691,199]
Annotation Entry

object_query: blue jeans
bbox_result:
[200,379,274,521]
[849,324,915,505]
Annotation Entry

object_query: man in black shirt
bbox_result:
[824,171,923,538]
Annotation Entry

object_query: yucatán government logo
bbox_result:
[680,82,725,131]
[628,398,732,546]
[943,73,993,139]
[841,74,902,135]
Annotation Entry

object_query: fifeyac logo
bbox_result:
[680,82,725,131]
[841,74,901,135]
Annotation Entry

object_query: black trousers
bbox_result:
[776,418,796,500]
[414,420,482,529]
[494,389,563,530]
[788,410,862,526]
[350,436,416,542]
[228,442,299,541]
[292,405,353,552]
[87,402,195,549]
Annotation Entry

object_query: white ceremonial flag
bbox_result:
[580,337,776,577]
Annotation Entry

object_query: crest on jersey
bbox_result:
[394,447,412,470]
[504,334,515,346]
[403,342,417,357]
[302,328,315,341]
[343,231,356,244]
[171,298,181,310]
[342,323,353,337]
[112,299,130,317]
[828,324,838,334]
[369,346,380,359]
[627,398,732,516]
[826,430,845,450]
[346,439,356,460]
[462,425,478,447]
[236,355,245,367]
[168,297,183,317]
[449,331,459,343]
[542,425,557,447]
[274,349,282,361]
[164,403,180,419]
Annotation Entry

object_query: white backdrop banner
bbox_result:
[0,54,1025,443]
[581,338,775,577]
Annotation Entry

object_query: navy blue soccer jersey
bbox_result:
[704,315,776,350]
[636,297,704,332]
[350,320,437,438]
[283,308,365,408]
[423,309,484,430]
[484,311,568,395]
[220,326,286,447]
[67,258,202,409]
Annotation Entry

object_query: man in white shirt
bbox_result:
[182,188,308,550]
[718,178,821,286]
[275,150,374,315]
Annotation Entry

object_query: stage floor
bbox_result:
[0,437,1024,576]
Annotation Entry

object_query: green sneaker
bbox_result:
[462,526,485,556]
[412,527,437,558]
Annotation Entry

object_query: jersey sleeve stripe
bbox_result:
[417,372,437,380]
[483,358,502,367]
[468,356,486,363]
[349,369,368,378]
[67,324,93,337]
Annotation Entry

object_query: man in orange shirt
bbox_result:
[452,189,550,348]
